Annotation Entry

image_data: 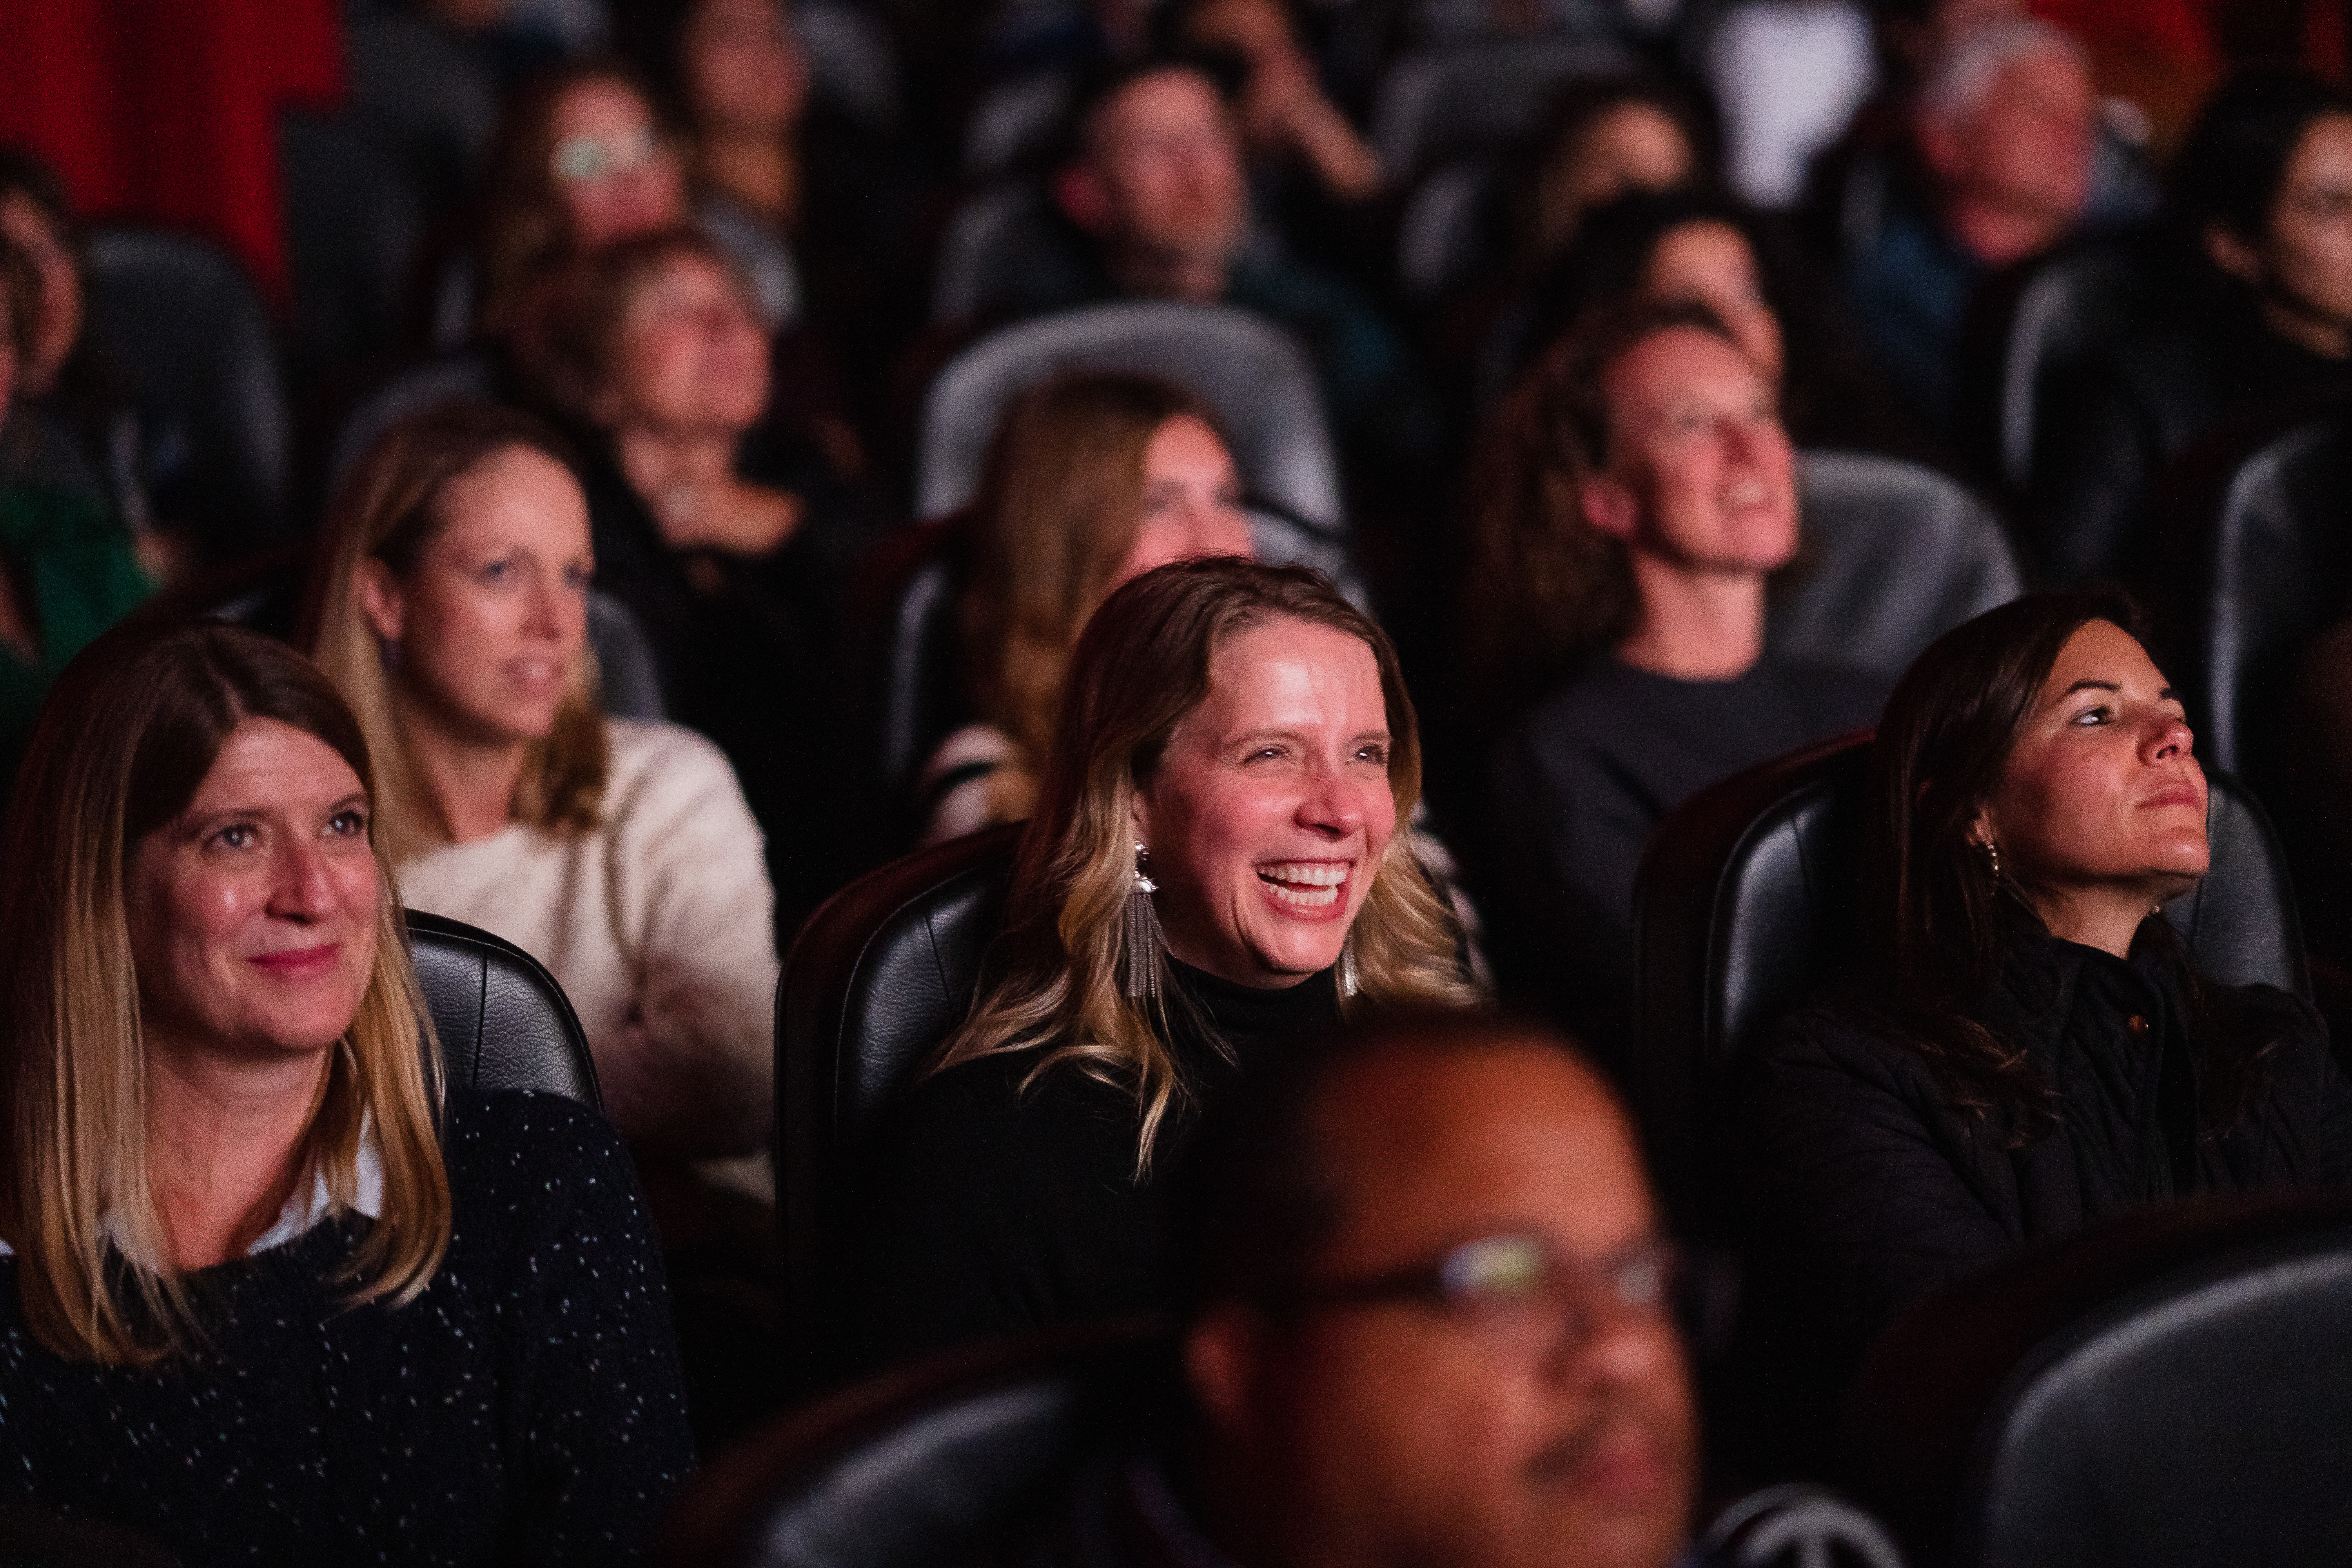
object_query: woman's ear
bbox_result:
[1579,472,1640,543]
[1965,804,1996,851]
[2203,221,2264,287]
[354,558,406,649]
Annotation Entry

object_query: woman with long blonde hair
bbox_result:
[840,557,1480,1368]
[308,398,777,1168]
[0,619,690,1559]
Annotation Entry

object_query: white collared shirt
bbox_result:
[0,1129,385,1260]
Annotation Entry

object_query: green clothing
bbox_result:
[0,482,154,782]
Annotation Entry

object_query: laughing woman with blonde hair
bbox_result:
[840,558,1478,1368]
[0,619,690,1562]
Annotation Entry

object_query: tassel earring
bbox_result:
[1124,842,1164,1000]
[1338,938,1360,999]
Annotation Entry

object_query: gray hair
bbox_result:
[1919,16,2087,128]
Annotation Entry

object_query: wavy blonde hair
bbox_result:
[0,623,452,1366]
[306,399,608,865]
[935,558,1478,1170]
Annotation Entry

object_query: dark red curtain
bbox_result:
[0,0,343,301]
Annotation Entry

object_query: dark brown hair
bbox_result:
[1865,590,2277,1134]
[1456,298,1741,722]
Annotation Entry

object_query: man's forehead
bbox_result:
[1311,1044,1653,1255]
[1098,69,1225,138]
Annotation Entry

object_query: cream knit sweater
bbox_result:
[397,720,779,1168]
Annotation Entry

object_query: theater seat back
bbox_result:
[1956,1220,2352,1568]
[1770,450,2022,684]
[406,909,600,1107]
[776,827,1022,1323]
[665,1326,1165,1568]
[2196,413,2352,778]
[918,303,1343,528]
[1633,735,2306,1236]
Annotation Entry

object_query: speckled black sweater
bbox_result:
[0,1089,695,1566]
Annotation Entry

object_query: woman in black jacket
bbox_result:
[1740,590,2352,1430]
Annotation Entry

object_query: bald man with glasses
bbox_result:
[994,1009,1709,1568]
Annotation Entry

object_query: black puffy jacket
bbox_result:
[1738,920,2352,1422]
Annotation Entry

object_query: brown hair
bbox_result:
[307,399,607,862]
[959,369,1230,820]
[515,225,758,425]
[1457,298,1741,721]
[0,622,451,1365]
[475,56,679,339]
[937,558,1478,1169]
[1865,590,2278,1134]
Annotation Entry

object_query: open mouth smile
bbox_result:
[1257,862,1348,909]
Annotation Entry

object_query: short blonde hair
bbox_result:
[307,399,608,864]
[937,558,1479,1170]
[0,622,452,1365]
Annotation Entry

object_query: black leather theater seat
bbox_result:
[406,908,600,1108]
[1847,1191,2352,1568]
[775,825,1023,1327]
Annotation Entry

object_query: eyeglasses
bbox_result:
[1281,1233,1682,1349]
[551,126,662,185]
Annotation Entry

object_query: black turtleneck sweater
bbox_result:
[831,960,1342,1372]
[1738,923,2352,1415]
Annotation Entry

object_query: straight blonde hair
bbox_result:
[307,399,608,865]
[0,622,452,1366]
[936,559,1479,1171]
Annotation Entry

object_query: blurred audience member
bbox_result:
[521,226,882,922]
[920,370,1252,844]
[0,243,152,790]
[612,0,891,472]
[2029,67,2352,585]
[838,559,1475,1368]
[996,1010,1701,1568]
[0,620,692,1561]
[310,399,777,1175]
[1472,303,1883,1050]
[1018,58,1435,518]
[613,0,811,327]
[0,152,151,558]
[1708,0,1877,210]
[1742,592,2352,1443]
[1436,74,1709,408]
[1506,189,1939,467]
[1842,16,2098,432]
[1167,0,1383,208]
[468,56,795,341]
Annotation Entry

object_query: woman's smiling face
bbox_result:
[1130,616,1397,988]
